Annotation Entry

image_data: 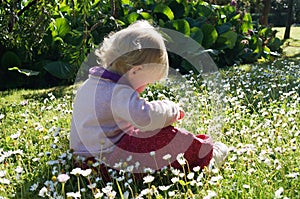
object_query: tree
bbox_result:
[284,0,294,39]
[260,0,271,25]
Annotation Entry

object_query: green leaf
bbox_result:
[241,13,253,33]
[121,0,130,4]
[216,30,237,49]
[169,0,185,19]
[126,12,139,24]
[170,19,190,35]
[50,18,70,37]
[267,37,281,51]
[8,67,40,76]
[201,24,218,48]
[116,19,126,26]
[1,51,21,69]
[217,23,232,34]
[43,61,74,79]
[190,27,203,44]
[259,27,272,37]
[178,180,186,186]
[154,4,174,20]
[140,12,152,20]
[263,46,271,59]
[197,4,213,17]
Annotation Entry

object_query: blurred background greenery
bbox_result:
[0,0,299,90]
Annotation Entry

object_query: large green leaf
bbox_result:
[216,30,237,49]
[201,24,218,49]
[170,19,190,36]
[126,12,139,24]
[154,4,174,20]
[190,27,203,44]
[43,61,74,79]
[50,18,71,37]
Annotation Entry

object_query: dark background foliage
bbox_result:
[0,0,296,90]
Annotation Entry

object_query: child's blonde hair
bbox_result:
[96,20,169,79]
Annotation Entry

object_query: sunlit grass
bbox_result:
[0,59,299,198]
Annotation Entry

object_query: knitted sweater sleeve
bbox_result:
[111,85,181,132]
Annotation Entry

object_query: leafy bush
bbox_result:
[0,0,118,89]
[0,0,282,89]
[118,0,282,71]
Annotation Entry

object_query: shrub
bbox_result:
[0,0,282,89]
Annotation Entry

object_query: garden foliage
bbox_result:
[0,0,282,89]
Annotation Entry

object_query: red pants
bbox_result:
[75,126,213,180]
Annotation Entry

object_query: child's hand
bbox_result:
[178,109,184,120]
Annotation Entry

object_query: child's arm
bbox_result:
[111,85,182,132]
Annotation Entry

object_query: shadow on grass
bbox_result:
[21,85,76,101]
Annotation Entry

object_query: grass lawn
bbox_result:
[273,26,300,58]
[0,29,299,198]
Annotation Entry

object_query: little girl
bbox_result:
[70,20,228,174]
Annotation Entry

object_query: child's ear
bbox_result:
[129,65,143,75]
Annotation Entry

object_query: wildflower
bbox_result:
[126,165,134,172]
[47,160,59,165]
[92,161,100,167]
[66,191,81,198]
[51,175,57,182]
[94,191,104,198]
[209,175,223,185]
[140,188,151,196]
[57,174,70,183]
[143,175,155,184]
[38,187,48,197]
[176,153,186,165]
[193,166,200,172]
[171,169,180,176]
[0,178,10,185]
[144,167,154,174]
[106,190,116,199]
[179,172,185,178]
[113,162,122,169]
[274,187,284,199]
[126,155,133,161]
[102,185,113,194]
[81,169,92,177]
[171,177,179,183]
[158,185,172,191]
[243,184,250,189]
[135,161,140,169]
[168,191,175,197]
[116,176,125,182]
[70,168,83,176]
[123,191,129,199]
[203,190,217,199]
[10,132,21,139]
[230,0,236,6]
[187,172,195,180]
[30,183,39,191]
[163,154,171,160]
[286,172,299,178]
[0,170,6,177]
